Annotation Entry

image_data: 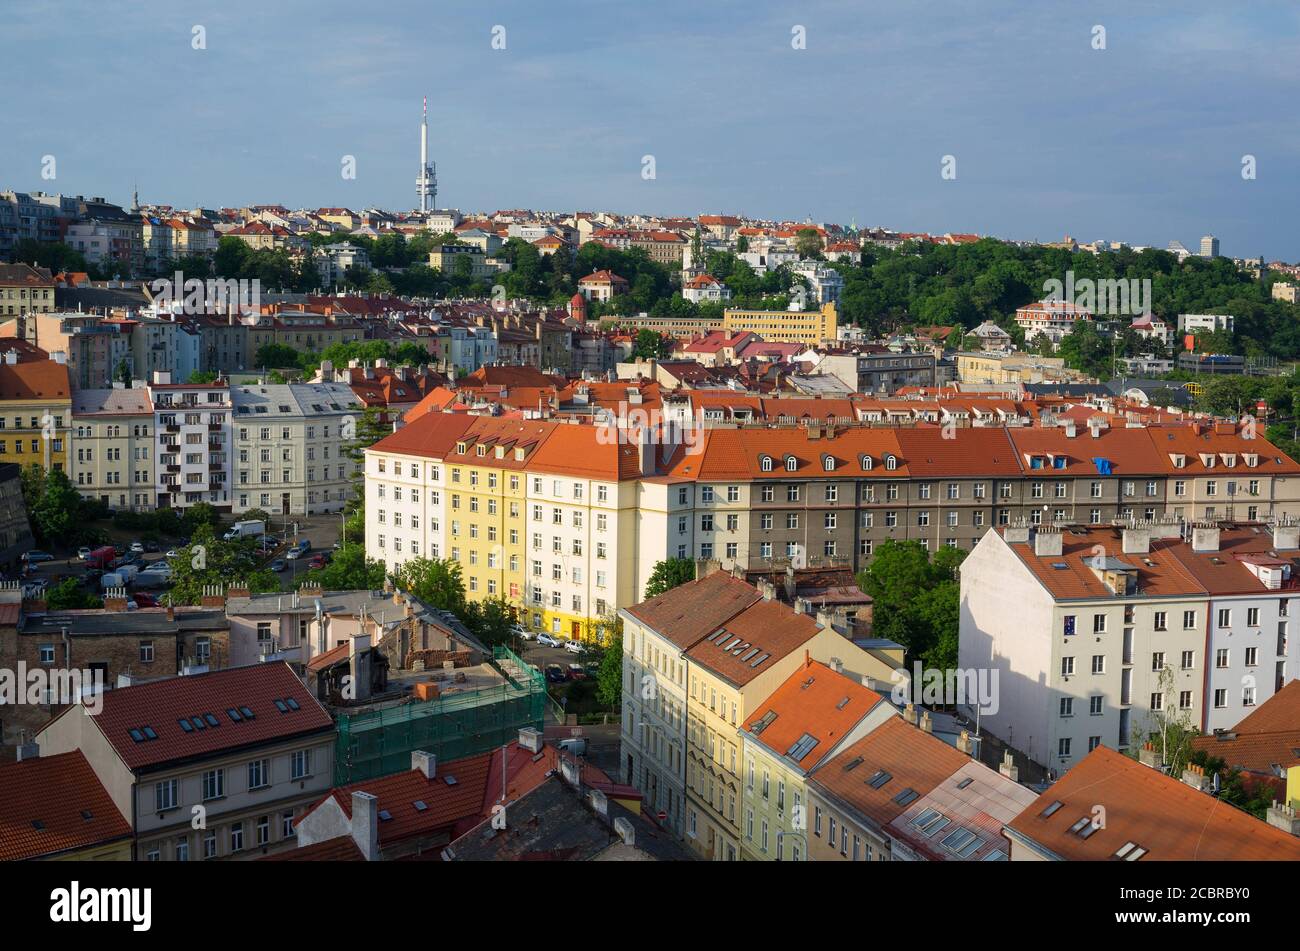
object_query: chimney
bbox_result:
[1265,801,1300,838]
[518,726,543,753]
[998,750,1019,782]
[903,702,917,725]
[52,350,67,365]
[166,604,175,622]
[589,788,608,818]
[560,755,581,788]
[200,583,225,608]
[350,791,380,861]
[1032,527,1063,557]
[1191,523,1221,553]
[1121,527,1150,554]
[1272,521,1300,551]
[103,587,129,612]
[1063,420,1077,438]
[613,816,636,847]
[1138,741,1164,771]
[1181,763,1213,793]
[759,579,776,601]
[1003,523,1031,544]
[15,739,39,762]
[411,750,436,779]
[226,584,250,600]
[3,351,16,365]
[956,730,973,755]
[635,426,656,477]
[349,633,373,702]
[829,657,843,675]
[919,710,933,734]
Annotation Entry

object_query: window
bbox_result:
[155,779,179,812]
[1217,608,1231,628]
[248,758,270,790]
[202,769,225,801]
[291,749,311,780]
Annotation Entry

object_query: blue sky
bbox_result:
[5,1,1299,258]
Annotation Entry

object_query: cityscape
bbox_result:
[0,0,1297,933]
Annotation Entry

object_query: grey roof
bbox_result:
[231,381,360,418]
[72,387,153,416]
[19,607,228,638]
[446,774,694,862]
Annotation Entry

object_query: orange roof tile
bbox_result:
[0,751,133,860]
[1006,745,1300,860]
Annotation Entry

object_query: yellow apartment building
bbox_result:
[0,355,72,472]
[723,302,838,344]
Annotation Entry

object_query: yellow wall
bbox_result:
[0,398,71,472]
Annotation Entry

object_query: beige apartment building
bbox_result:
[0,263,56,317]
[71,386,156,511]
[37,663,336,861]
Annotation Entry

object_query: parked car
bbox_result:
[308,555,326,570]
[112,545,126,557]
[285,547,304,561]
[536,633,560,648]
[557,737,588,757]
[165,549,181,559]
[270,559,287,572]
[513,625,534,641]
[544,664,567,684]
[77,546,92,561]
[567,664,586,681]
[564,639,585,655]
[22,551,54,564]
[132,592,160,607]
[129,541,144,554]
[143,541,160,553]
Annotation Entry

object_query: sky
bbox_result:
[4,0,1300,259]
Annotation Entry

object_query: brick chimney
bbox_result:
[200,584,226,608]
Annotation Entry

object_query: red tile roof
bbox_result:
[1006,745,1300,860]
[626,572,763,649]
[0,751,132,860]
[809,716,972,829]
[1190,680,1300,773]
[744,659,886,771]
[82,662,334,771]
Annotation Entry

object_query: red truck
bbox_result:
[84,546,117,570]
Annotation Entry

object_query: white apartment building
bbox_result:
[960,522,1300,772]
[231,381,362,516]
[619,605,690,836]
[789,261,845,305]
[71,386,155,511]
[1178,313,1235,335]
[147,373,232,511]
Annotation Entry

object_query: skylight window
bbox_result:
[179,719,194,733]
[285,698,300,711]
[227,708,242,722]
[239,706,255,719]
[413,800,428,812]
[204,713,219,727]
[893,787,919,806]
[1040,800,1064,818]
[142,726,157,740]
[274,699,289,713]
[867,769,892,789]
[786,733,819,761]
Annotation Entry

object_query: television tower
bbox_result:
[416,97,437,214]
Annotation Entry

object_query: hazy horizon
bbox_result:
[5,0,1299,259]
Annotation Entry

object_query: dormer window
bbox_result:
[1221,453,1236,468]
[475,445,487,457]
[759,455,773,472]
[885,454,898,471]
[1244,453,1258,468]
[784,455,797,472]
[1170,453,1185,469]
[822,455,835,472]
[514,448,526,461]
[861,454,874,471]
[1199,453,1215,468]
[455,441,468,454]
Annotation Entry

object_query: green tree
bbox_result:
[463,596,516,649]
[255,343,302,369]
[26,468,85,545]
[187,370,219,384]
[297,542,385,591]
[633,328,668,359]
[45,577,103,610]
[595,614,624,708]
[393,557,467,616]
[857,540,965,666]
[167,527,279,604]
[643,558,696,599]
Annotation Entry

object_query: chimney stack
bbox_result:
[518,727,543,753]
[1032,527,1063,557]
[998,750,1019,782]
[350,791,380,861]
[1138,741,1164,771]
[1265,800,1300,838]
[411,750,436,779]
[1191,523,1221,553]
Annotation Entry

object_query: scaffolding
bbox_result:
[333,647,546,785]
